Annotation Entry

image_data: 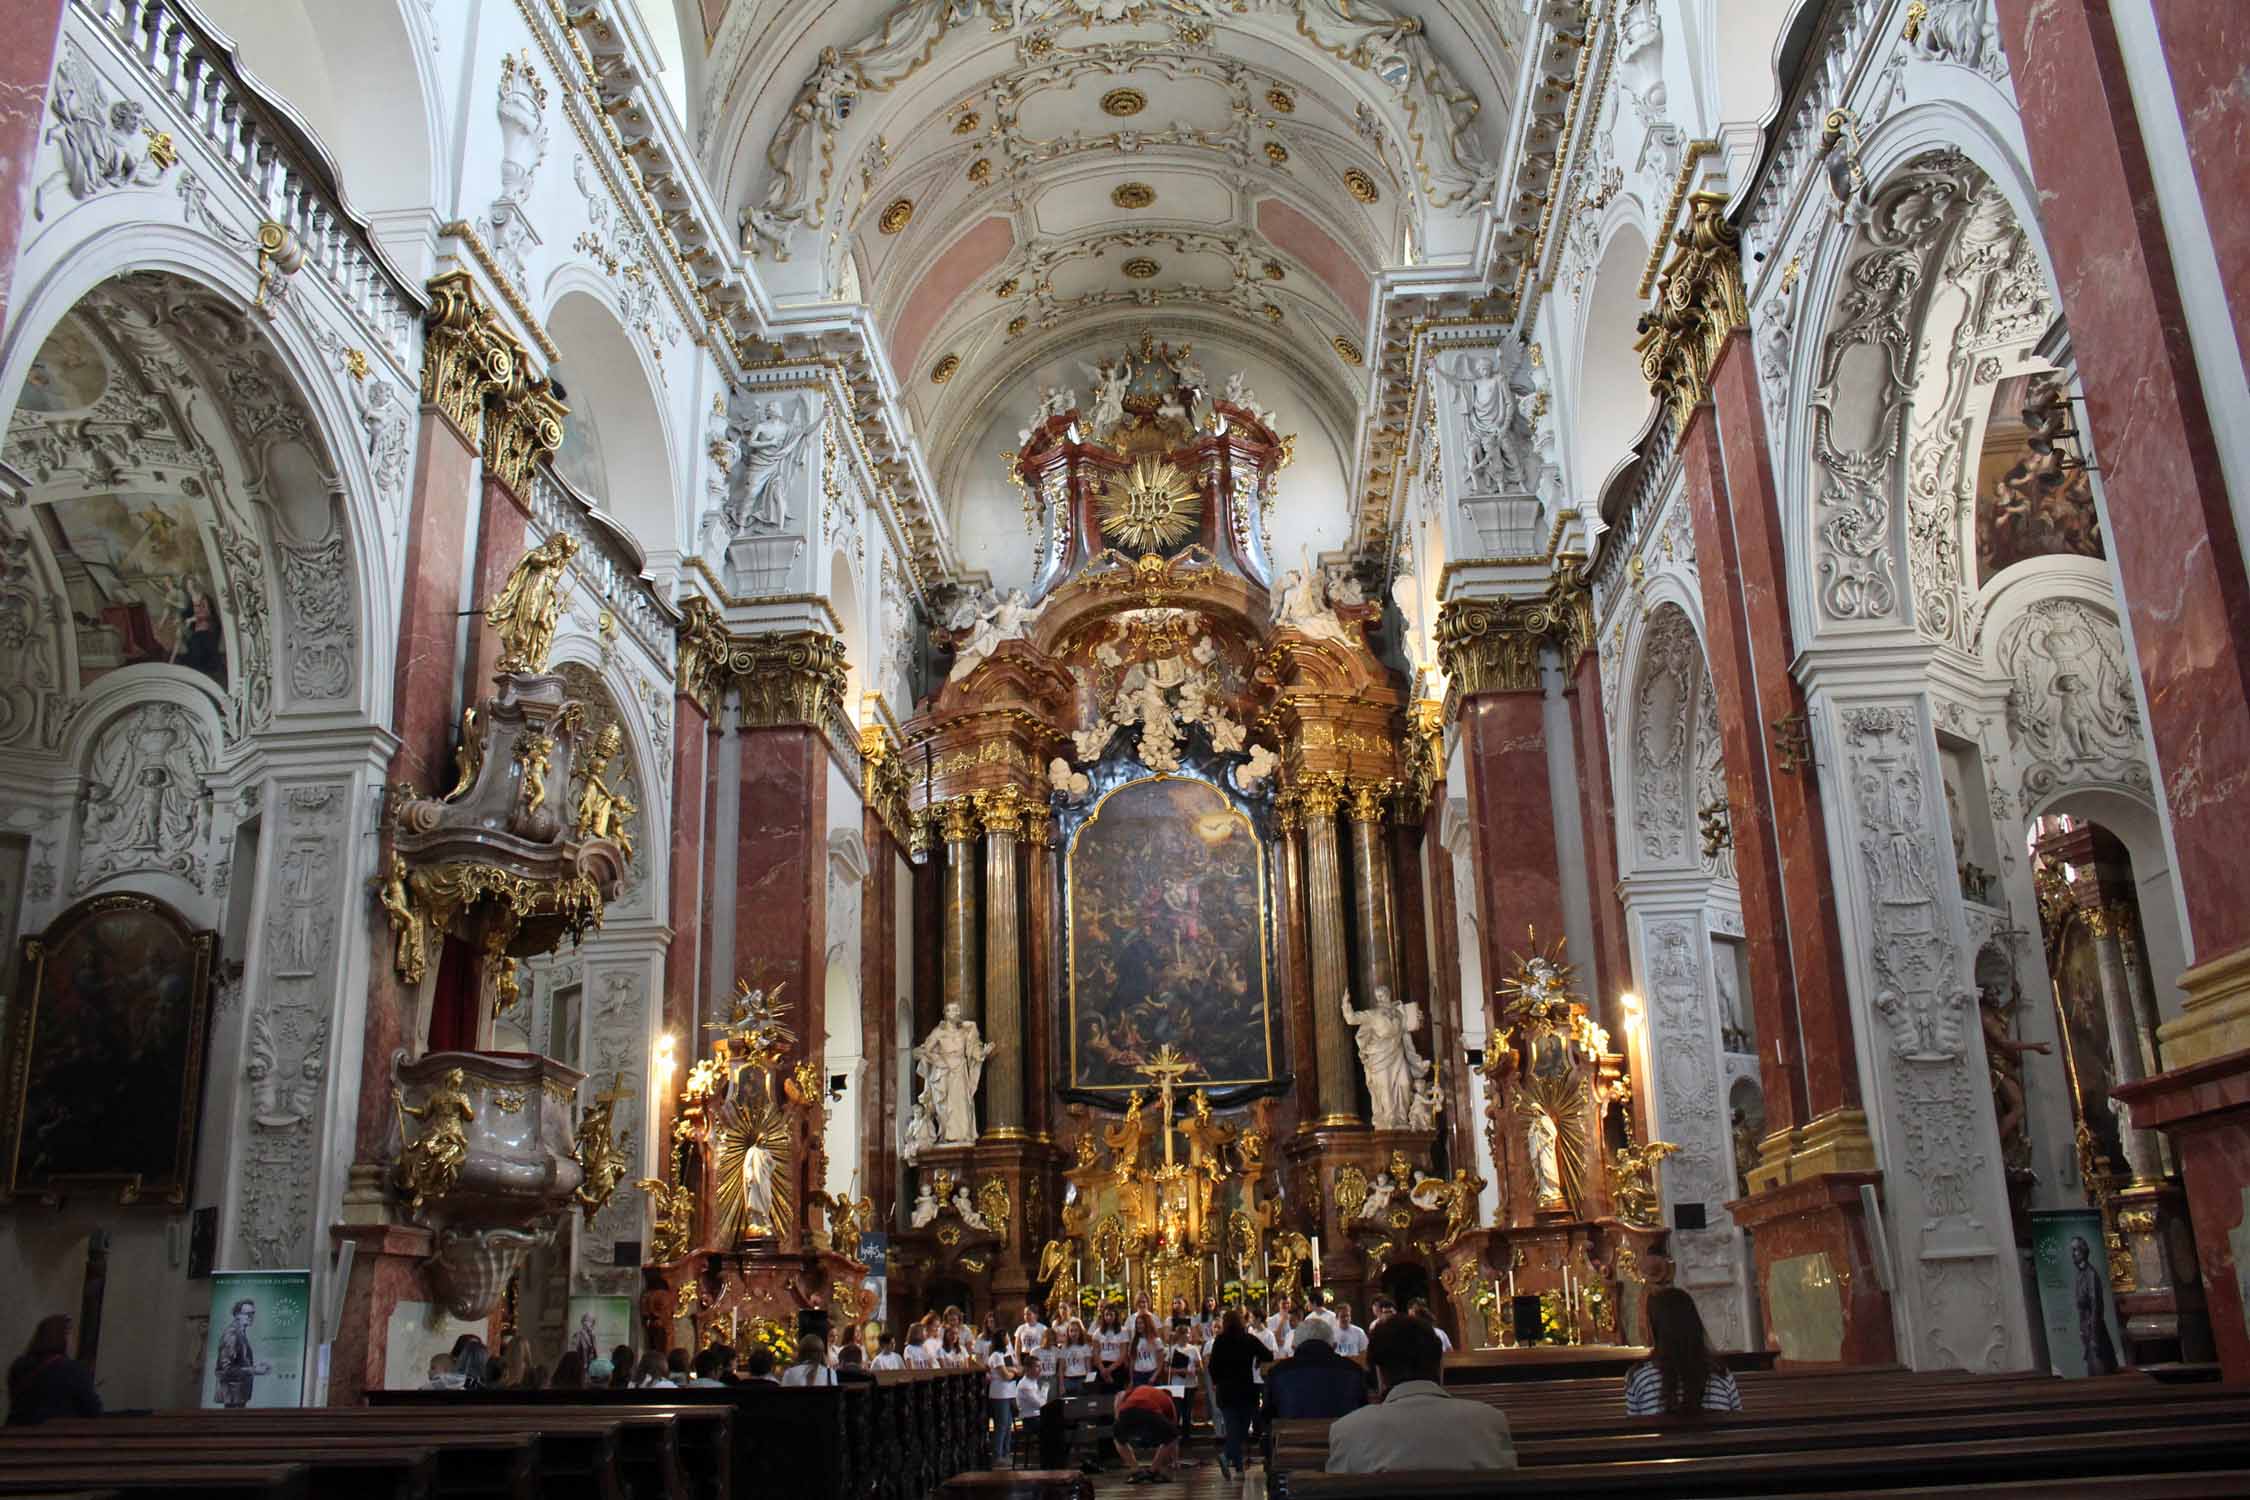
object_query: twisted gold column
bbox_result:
[940,797,980,1022]
[977,785,1028,1138]
[1299,773,1359,1125]
[1346,779,1399,1013]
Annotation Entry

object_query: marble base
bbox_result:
[2115,1049,2250,1379]
[2156,943,2250,1069]
[2110,1178,2214,1367]
[1728,1171,1896,1366]
[327,1222,439,1405]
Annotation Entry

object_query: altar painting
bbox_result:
[1068,775,1273,1090]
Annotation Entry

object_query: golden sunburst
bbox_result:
[1098,456,1201,553]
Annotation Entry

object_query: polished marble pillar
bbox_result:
[1299,773,1359,1125]
[2089,906,2165,1182]
[940,797,980,1021]
[978,786,1027,1138]
[1275,794,1321,1118]
[1346,779,1398,1006]
[1022,816,1056,1142]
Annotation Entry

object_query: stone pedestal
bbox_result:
[2108,1177,2213,1367]
[1728,1170,1896,1367]
[2115,1049,2250,1378]
[327,1223,439,1406]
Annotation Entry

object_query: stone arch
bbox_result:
[545,284,682,559]
[1572,221,1657,504]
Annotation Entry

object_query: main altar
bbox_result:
[629,340,1677,1353]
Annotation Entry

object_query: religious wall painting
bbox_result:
[18,319,110,414]
[36,491,228,690]
[1975,375,2103,584]
[2,892,216,1204]
[1067,775,1273,1091]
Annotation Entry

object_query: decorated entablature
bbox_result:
[376,538,643,1319]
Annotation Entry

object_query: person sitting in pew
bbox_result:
[666,1348,691,1383]
[836,1344,877,1384]
[634,1349,676,1387]
[607,1344,635,1389]
[743,1347,781,1385]
[1625,1287,1742,1418]
[786,1336,838,1387]
[1263,1312,1365,1426]
[688,1346,732,1387]
[1326,1316,1515,1474]
[426,1352,466,1391]
[552,1351,589,1390]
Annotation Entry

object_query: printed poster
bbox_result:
[200,1270,311,1408]
[564,1295,637,1366]
[2031,1208,2125,1377]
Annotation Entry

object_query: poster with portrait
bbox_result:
[2,894,215,1205]
[2031,1208,2125,1378]
[200,1270,312,1408]
[564,1295,637,1365]
[1067,775,1273,1091]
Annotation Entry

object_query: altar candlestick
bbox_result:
[1310,1235,1321,1286]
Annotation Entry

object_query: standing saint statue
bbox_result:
[1517,1092,1564,1208]
[915,1002,996,1144]
[727,398,813,534]
[1342,986,1431,1129]
[484,533,577,675]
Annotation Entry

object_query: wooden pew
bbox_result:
[0,1459,312,1498]
[0,1432,434,1500]
[14,1422,534,1500]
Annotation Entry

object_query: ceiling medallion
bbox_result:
[1112,182,1156,209]
[1101,88,1147,118]
[1262,303,1284,323]
[1266,89,1295,113]
[995,276,1020,298]
[967,157,993,186]
[1263,260,1285,280]
[953,112,981,135]
[930,354,961,384]
[1099,456,1202,553]
[1264,141,1290,164]
[1343,168,1381,204]
[878,198,914,234]
[1007,315,1029,338]
[1122,257,1161,279]
[1333,335,1363,365]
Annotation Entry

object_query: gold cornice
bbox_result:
[681,560,847,634]
[420,271,517,441]
[434,223,563,361]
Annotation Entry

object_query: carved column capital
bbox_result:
[1297,771,1345,819]
[732,630,852,745]
[420,270,516,441]
[483,370,567,497]
[1273,790,1302,835]
[1436,586,1580,707]
[1633,191,1750,431]
[974,783,1028,838]
[937,796,980,845]
[675,597,731,717]
[1345,778,1394,824]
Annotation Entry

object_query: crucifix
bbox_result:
[1137,1044,1194,1171]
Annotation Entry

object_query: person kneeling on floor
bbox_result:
[1113,1380,1181,1484]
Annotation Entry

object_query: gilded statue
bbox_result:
[377,852,426,984]
[1036,1238,1078,1316]
[515,733,555,819]
[1435,1166,1485,1250]
[442,706,483,802]
[637,1176,697,1264]
[485,532,578,675]
[393,1069,475,1218]
[572,1094,631,1221]
[572,722,637,857]
[1269,1231,1314,1300]
[1180,1089,1237,1177]
[1105,1090,1148,1179]
[1334,1164,1369,1225]
[1609,1136,1677,1229]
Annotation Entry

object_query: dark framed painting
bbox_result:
[2,893,216,1205]
[1066,774,1275,1092]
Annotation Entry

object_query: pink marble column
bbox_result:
[734,725,830,1073]
[1996,0,2250,963]
[1565,647,1633,1024]
[0,2,64,330]
[1460,690,1565,987]
[658,693,712,1152]
[2147,2,2250,387]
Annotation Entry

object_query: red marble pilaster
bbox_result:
[325,1224,436,1406]
[1461,690,1565,988]
[353,410,479,1161]
[1023,828,1055,1143]
[2149,2,2250,389]
[1997,0,2250,959]
[862,811,900,1214]
[1728,1175,1897,1366]
[735,725,829,1073]
[2116,1059,2250,1380]
[658,693,712,1151]
[0,2,64,329]
[1415,801,1476,1171]
[1565,648,1632,1025]
[464,475,530,692]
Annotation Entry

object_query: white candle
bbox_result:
[1310,1235,1321,1286]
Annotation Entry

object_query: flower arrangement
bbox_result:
[1078,1286,1102,1312]
[1536,1290,1564,1344]
[749,1316,797,1363]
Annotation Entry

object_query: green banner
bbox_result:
[2030,1209,2122,1377]
[201,1270,312,1408]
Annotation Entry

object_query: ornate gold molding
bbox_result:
[1273,790,1302,835]
[675,596,730,716]
[1345,778,1393,825]
[483,367,569,497]
[1435,580,1590,713]
[974,783,1028,838]
[937,796,980,845]
[1296,771,1345,819]
[729,629,851,736]
[420,271,517,440]
[1635,192,1750,431]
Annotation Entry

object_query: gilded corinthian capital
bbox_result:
[420,270,516,439]
[937,796,980,844]
[675,596,732,716]
[1296,771,1345,819]
[1634,192,1750,431]
[1346,779,1394,824]
[974,783,1028,837]
[484,367,568,497]
[1436,578,1590,710]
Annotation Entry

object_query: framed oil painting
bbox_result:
[2,893,216,1205]
[1067,774,1275,1092]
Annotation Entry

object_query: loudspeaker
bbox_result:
[1674,1201,1708,1231]
[797,1306,832,1342]
[1512,1294,1543,1345]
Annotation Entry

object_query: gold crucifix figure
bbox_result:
[1136,1044,1194,1172]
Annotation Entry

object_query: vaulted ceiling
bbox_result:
[700,0,1526,530]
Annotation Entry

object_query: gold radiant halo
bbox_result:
[1333,335,1363,365]
[1101,88,1147,117]
[930,354,960,385]
[1122,257,1161,279]
[1343,168,1381,204]
[1266,88,1295,113]
[1112,181,1156,209]
[1098,456,1201,553]
[878,198,913,234]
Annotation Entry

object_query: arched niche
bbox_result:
[547,289,680,560]
[1573,223,1656,504]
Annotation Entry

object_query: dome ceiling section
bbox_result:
[723,0,1520,286]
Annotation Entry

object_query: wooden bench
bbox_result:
[0,1433,436,1500]
[0,1459,312,1498]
